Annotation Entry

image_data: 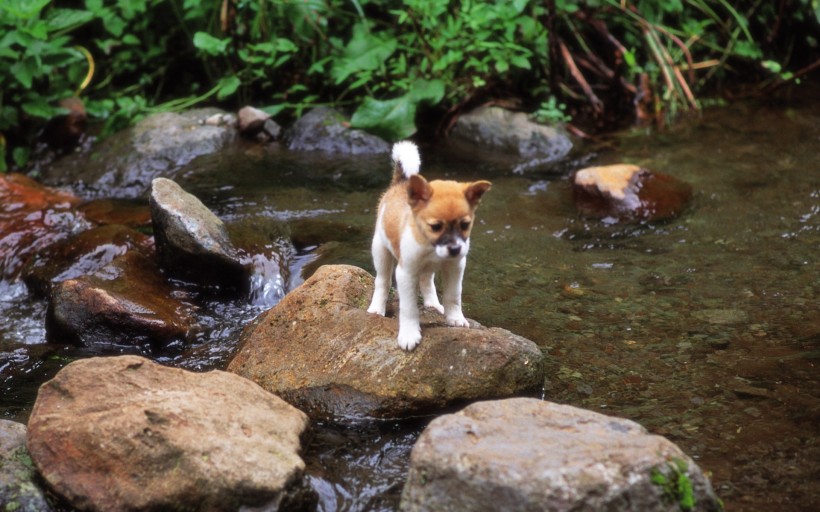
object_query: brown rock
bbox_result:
[46,251,196,349]
[77,199,152,228]
[0,173,86,280]
[401,398,722,512]
[572,164,693,222]
[228,265,544,420]
[22,224,151,296]
[27,355,311,512]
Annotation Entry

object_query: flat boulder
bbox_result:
[283,107,389,154]
[22,224,151,296]
[401,398,722,512]
[228,265,544,420]
[0,420,53,512]
[46,251,196,349]
[39,108,237,199]
[150,177,249,292]
[450,106,573,161]
[27,355,312,511]
[573,164,693,222]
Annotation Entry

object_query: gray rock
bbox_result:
[46,251,197,349]
[27,355,312,511]
[150,177,249,292]
[228,265,544,420]
[40,108,237,199]
[283,107,389,154]
[0,420,53,512]
[450,106,573,161]
[401,398,722,512]
[237,105,273,138]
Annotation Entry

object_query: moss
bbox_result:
[650,458,697,512]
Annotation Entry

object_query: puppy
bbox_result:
[367,141,491,351]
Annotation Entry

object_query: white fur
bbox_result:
[392,141,421,177]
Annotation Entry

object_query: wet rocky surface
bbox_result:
[228,265,544,420]
[26,355,312,511]
[1,90,819,511]
[402,398,721,511]
[0,419,53,512]
[283,107,390,154]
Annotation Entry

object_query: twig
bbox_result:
[558,39,604,114]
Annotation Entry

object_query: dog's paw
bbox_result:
[397,329,421,351]
[367,304,386,316]
[425,302,445,315]
[446,314,470,328]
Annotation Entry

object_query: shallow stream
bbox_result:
[2,86,819,511]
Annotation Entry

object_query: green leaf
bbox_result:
[409,78,445,104]
[23,98,62,119]
[193,31,231,56]
[350,94,417,141]
[216,75,240,99]
[1,0,50,19]
[47,8,94,32]
[10,58,35,88]
[331,22,396,84]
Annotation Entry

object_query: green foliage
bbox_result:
[651,458,699,511]
[1,0,817,171]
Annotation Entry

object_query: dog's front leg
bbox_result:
[420,269,444,314]
[441,258,469,328]
[395,264,422,350]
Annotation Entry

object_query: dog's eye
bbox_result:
[429,222,444,232]
[460,220,471,230]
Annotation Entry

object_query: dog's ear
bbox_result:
[464,180,492,206]
[407,174,433,208]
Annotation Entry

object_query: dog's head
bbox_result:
[406,175,491,258]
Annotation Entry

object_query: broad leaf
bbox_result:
[193,31,231,56]
[331,22,396,84]
[350,95,417,141]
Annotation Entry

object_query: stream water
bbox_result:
[2,86,819,511]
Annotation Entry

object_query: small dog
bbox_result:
[367,141,491,351]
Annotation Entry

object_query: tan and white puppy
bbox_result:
[367,141,491,351]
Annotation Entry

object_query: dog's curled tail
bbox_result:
[391,141,421,184]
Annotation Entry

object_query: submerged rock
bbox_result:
[150,177,249,293]
[0,420,53,512]
[0,173,87,281]
[27,355,312,511]
[283,107,390,154]
[572,164,693,222]
[450,106,573,161]
[228,265,544,420]
[46,251,196,349]
[77,198,152,227]
[22,224,151,296]
[401,398,722,512]
[39,108,237,199]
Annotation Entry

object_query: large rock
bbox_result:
[46,251,196,349]
[22,224,151,296]
[283,107,389,154]
[39,108,237,199]
[572,164,693,222]
[0,173,87,281]
[228,265,544,420]
[0,420,53,512]
[27,355,312,511]
[450,106,573,160]
[150,177,249,292]
[401,398,722,512]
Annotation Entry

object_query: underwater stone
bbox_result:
[572,164,693,222]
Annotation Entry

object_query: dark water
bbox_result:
[2,86,819,511]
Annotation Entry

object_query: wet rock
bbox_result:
[40,108,237,199]
[572,164,693,222]
[401,398,722,512]
[0,173,87,281]
[77,198,152,227]
[228,265,544,420]
[22,224,151,296]
[27,355,312,511]
[0,420,53,512]
[46,251,196,349]
[150,177,249,292]
[450,106,573,160]
[283,107,390,154]
[238,105,281,141]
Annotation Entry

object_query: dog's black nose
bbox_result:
[447,245,461,257]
